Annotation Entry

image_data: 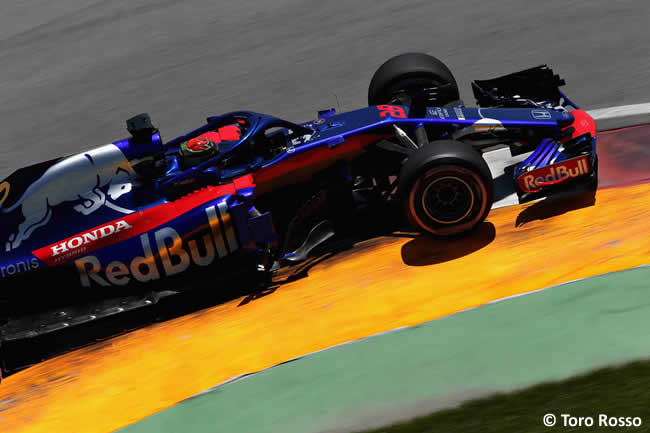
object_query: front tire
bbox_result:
[399,140,493,236]
[368,53,460,114]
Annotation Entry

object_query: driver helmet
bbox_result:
[180,131,220,166]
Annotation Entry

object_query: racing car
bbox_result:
[0,53,597,366]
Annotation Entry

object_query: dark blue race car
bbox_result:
[0,53,597,351]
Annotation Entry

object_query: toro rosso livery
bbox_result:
[0,53,597,348]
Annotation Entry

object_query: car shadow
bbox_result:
[400,221,496,267]
[238,285,278,307]
[515,190,596,227]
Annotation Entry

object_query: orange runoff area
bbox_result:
[1,183,650,433]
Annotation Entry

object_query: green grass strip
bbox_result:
[356,359,650,432]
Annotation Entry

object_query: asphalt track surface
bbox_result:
[1,0,650,181]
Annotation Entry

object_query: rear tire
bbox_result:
[399,140,493,236]
[368,53,460,113]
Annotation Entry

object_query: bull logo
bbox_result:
[2,144,136,251]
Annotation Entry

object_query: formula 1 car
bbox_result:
[0,53,597,359]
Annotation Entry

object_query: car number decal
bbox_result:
[377,105,407,118]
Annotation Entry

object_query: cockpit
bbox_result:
[154,112,314,190]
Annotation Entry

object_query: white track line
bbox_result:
[588,103,650,119]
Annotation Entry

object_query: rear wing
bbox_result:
[471,65,578,110]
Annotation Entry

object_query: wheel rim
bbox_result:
[387,77,441,106]
[407,165,490,236]
[421,176,475,224]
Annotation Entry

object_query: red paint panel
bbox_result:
[232,174,255,190]
[568,109,596,138]
[192,126,242,145]
[218,125,241,141]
